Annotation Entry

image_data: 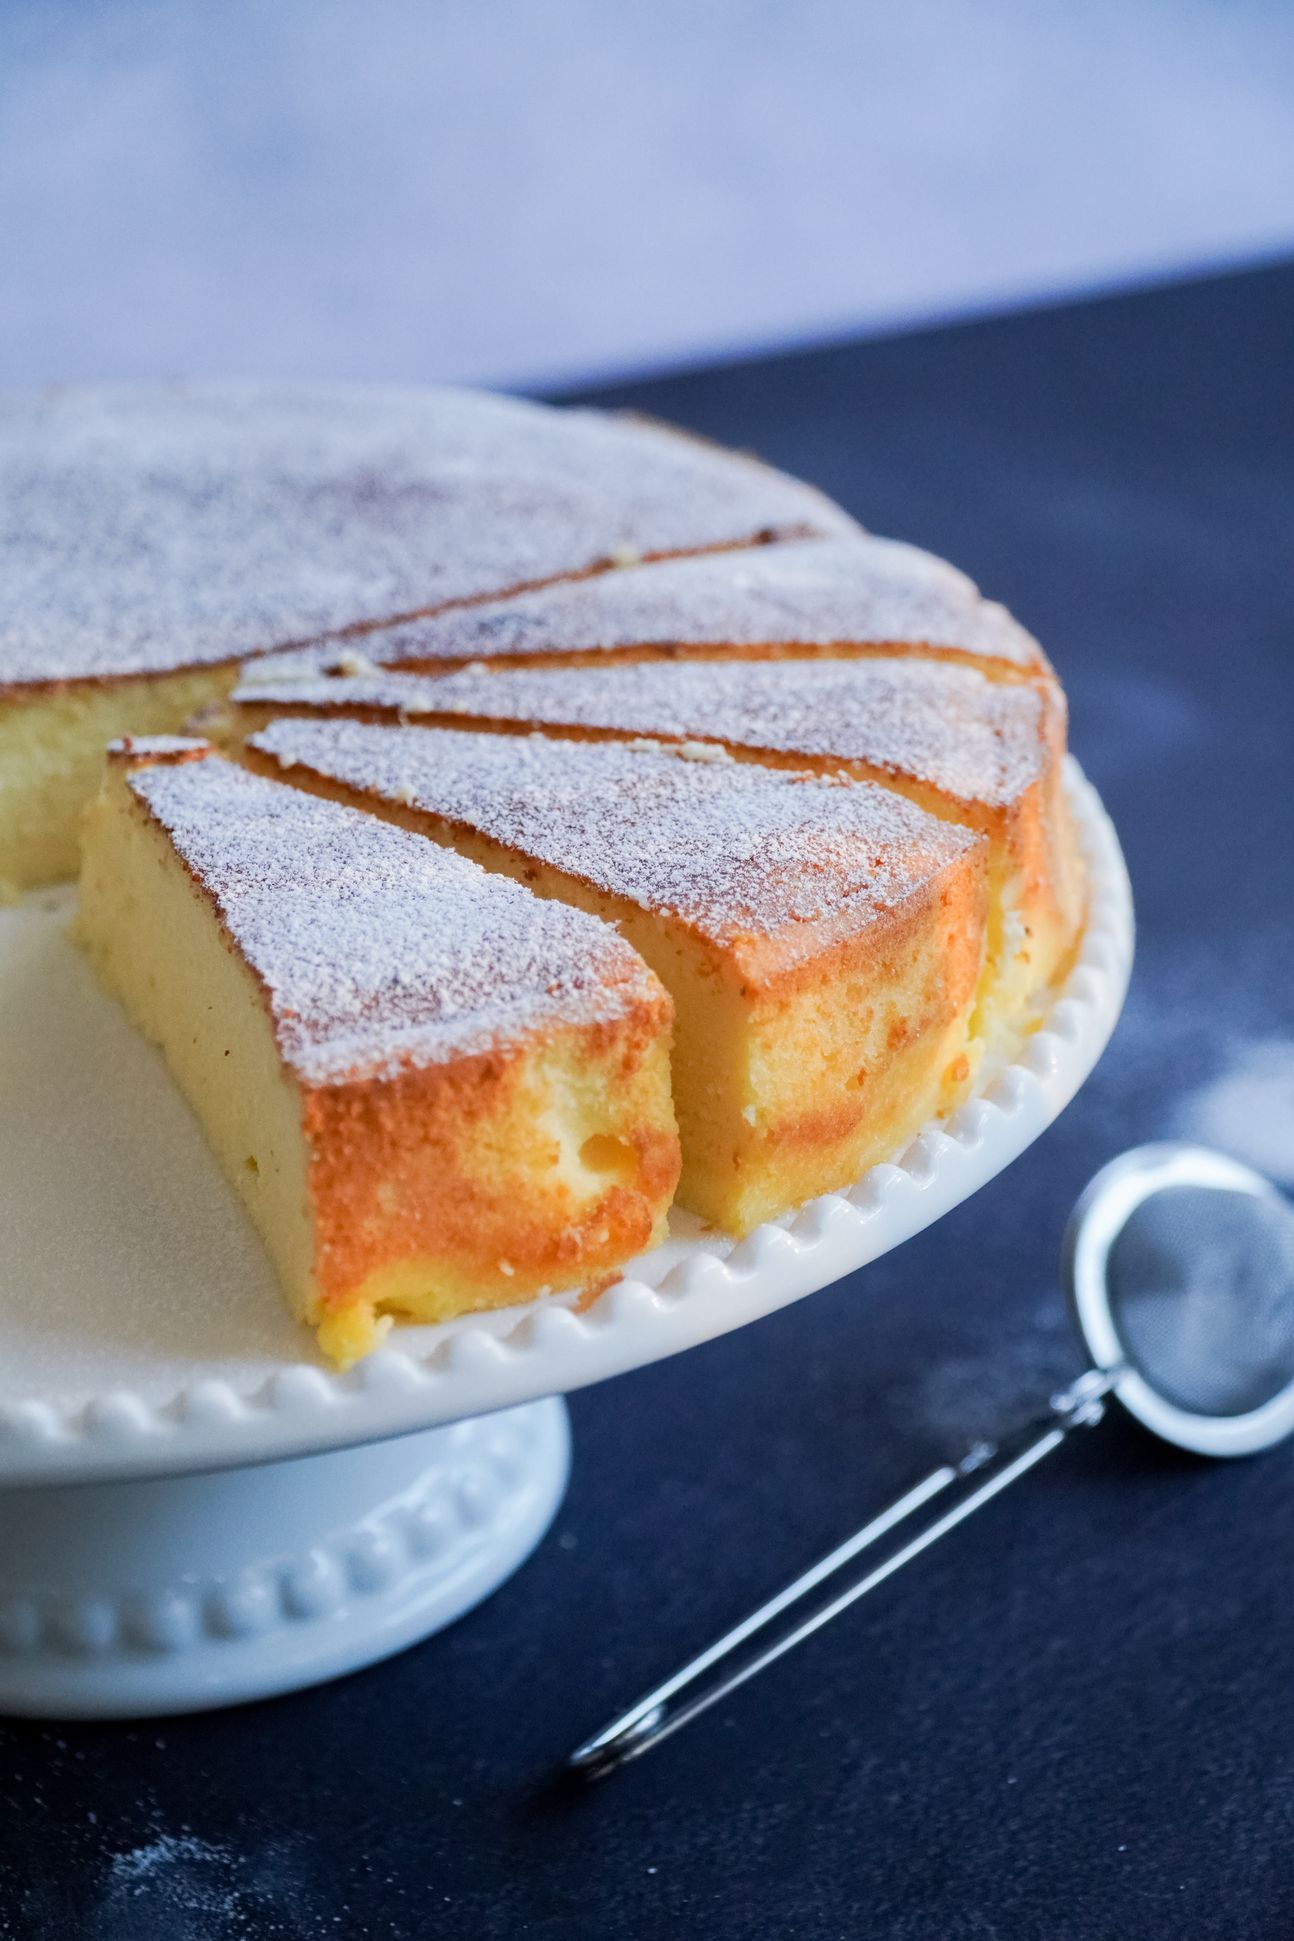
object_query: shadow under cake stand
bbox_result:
[0,759,1132,1718]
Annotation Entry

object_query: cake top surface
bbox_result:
[0,382,852,691]
[107,733,210,759]
[237,654,1050,811]
[121,744,659,1086]
[265,533,1041,676]
[250,719,982,962]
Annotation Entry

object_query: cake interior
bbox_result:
[78,760,316,1323]
[1,665,237,894]
[441,826,985,1234]
[78,754,679,1366]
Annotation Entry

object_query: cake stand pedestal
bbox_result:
[0,1400,569,1719]
[0,760,1131,1718]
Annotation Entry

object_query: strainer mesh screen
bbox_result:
[1108,1185,1294,1418]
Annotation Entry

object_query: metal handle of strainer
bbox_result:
[569,1143,1294,1781]
[569,1370,1113,1779]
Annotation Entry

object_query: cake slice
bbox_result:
[258,533,1047,685]
[246,721,989,1235]
[228,655,1082,1048]
[0,382,854,889]
[76,737,680,1367]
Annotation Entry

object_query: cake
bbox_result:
[257,532,1049,682]
[0,379,1088,1367]
[227,654,1081,1049]
[0,383,853,890]
[76,736,681,1367]
[244,720,989,1235]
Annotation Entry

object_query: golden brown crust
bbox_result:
[92,738,681,1350]
[304,1025,678,1314]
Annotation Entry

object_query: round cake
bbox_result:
[3,383,1085,1363]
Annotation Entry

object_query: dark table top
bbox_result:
[3,263,1292,1941]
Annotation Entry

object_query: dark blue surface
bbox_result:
[3,263,1292,1939]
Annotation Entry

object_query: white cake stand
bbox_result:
[0,759,1132,1717]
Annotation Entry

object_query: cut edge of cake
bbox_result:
[223,654,1086,1061]
[243,719,992,1236]
[0,381,861,892]
[252,533,1051,687]
[75,735,681,1367]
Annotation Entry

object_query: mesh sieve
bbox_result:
[1107,1184,1294,1418]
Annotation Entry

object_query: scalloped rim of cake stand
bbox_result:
[0,757,1132,1489]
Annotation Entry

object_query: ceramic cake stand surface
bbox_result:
[0,760,1132,1718]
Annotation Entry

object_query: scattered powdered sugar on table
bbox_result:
[1177,1036,1294,1188]
[91,1829,334,1939]
[251,719,982,952]
[110,1833,227,1886]
[0,382,853,688]
[238,654,1048,810]
[275,532,1042,673]
[127,750,656,1086]
[102,1831,246,1934]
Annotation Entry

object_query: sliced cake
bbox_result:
[77,737,681,1366]
[0,382,853,889]
[246,721,989,1235]
[228,655,1082,1047]
[258,533,1047,684]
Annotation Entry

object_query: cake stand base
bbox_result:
[0,1397,569,1719]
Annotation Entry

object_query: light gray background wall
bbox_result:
[3,0,1293,389]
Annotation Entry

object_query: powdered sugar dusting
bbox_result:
[0,382,853,689]
[238,655,1048,810]
[126,752,655,1085]
[271,533,1042,675]
[252,720,982,953]
[107,733,209,758]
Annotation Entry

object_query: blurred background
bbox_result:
[3,0,1293,392]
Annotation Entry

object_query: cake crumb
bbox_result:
[185,701,227,736]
